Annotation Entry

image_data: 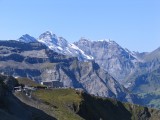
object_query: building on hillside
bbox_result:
[40,80,63,88]
[14,86,22,91]
[23,86,36,91]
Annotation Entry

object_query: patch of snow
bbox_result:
[70,44,94,60]
[57,46,63,51]
[97,39,113,43]
[124,82,132,88]
[125,48,142,62]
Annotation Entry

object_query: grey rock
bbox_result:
[74,38,139,82]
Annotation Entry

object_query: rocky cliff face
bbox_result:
[74,38,160,94]
[74,38,139,82]
[0,40,139,103]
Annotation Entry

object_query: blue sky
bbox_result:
[0,0,159,52]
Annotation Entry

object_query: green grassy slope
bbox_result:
[1,75,160,120]
[0,75,56,120]
[32,89,84,120]
[32,88,160,120]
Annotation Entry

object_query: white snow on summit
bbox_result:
[37,31,94,60]
[97,39,111,42]
[17,31,94,61]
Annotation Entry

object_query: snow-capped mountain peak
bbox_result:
[16,31,93,61]
[38,31,58,45]
[37,31,93,60]
[18,34,37,43]
[39,31,56,39]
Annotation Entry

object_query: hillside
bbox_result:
[0,75,56,120]
[0,74,160,120]
[16,88,160,120]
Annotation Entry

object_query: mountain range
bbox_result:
[18,31,93,61]
[1,31,160,109]
[0,40,139,103]
[17,31,160,86]
[17,31,141,83]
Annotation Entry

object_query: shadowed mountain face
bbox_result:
[0,40,140,103]
[129,67,160,93]
[126,47,160,93]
